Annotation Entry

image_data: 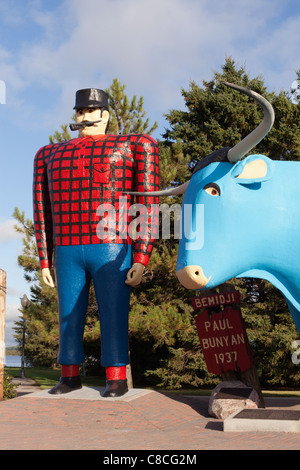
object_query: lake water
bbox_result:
[4,356,29,367]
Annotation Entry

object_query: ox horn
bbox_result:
[125,181,189,197]
[126,82,275,197]
[225,82,275,163]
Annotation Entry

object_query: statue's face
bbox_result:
[76,107,109,136]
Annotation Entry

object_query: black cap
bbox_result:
[73,88,109,110]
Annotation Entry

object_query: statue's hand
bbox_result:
[41,268,55,288]
[125,263,145,287]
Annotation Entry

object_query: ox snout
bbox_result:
[176,265,211,290]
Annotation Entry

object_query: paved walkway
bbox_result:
[1,380,300,451]
[11,377,42,396]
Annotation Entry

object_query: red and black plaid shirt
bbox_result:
[33,134,159,269]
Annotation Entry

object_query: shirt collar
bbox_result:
[69,134,108,145]
[87,134,108,141]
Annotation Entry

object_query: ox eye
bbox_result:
[203,183,220,196]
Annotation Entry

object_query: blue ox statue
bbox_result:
[130,82,300,334]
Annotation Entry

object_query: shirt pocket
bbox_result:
[93,163,111,184]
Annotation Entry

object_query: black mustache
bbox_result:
[69,119,102,131]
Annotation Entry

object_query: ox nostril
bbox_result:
[176,265,211,290]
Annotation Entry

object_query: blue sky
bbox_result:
[0,0,299,346]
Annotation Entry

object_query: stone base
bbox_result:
[209,380,261,420]
[224,408,300,433]
[21,386,153,402]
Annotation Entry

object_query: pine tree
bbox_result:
[234,278,300,387]
[290,69,300,104]
[13,208,59,367]
[49,123,71,144]
[106,78,158,135]
[147,58,300,389]
[163,57,300,167]
[13,66,300,388]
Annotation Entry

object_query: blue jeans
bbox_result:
[54,244,132,367]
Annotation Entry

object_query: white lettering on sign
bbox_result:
[201,333,245,349]
[192,291,240,310]
[214,351,237,364]
[195,307,253,373]
[204,318,234,332]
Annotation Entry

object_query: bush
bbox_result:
[3,372,17,400]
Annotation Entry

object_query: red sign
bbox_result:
[195,307,253,375]
[191,291,240,311]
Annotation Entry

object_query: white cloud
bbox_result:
[5,303,21,323]
[0,219,22,244]
[0,0,299,133]
[4,295,30,347]
[3,303,21,347]
[16,0,272,102]
[240,13,300,92]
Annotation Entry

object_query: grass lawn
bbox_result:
[5,366,106,389]
[5,366,300,397]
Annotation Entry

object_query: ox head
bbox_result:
[176,153,275,290]
[128,82,275,290]
[175,83,275,290]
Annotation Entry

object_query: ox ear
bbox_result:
[231,155,274,185]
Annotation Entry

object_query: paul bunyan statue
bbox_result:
[33,88,159,397]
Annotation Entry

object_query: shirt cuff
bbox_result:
[40,260,51,270]
[133,253,149,267]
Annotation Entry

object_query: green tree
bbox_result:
[13,65,300,388]
[290,69,300,105]
[106,78,158,135]
[163,57,300,168]
[12,208,59,367]
[128,243,218,389]
[49,123,71,144]
[147,58,300,389]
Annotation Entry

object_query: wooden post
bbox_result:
[192,283,265,408]
[219,283,265,407]
[239,365,265,407]
[0,269,6,401]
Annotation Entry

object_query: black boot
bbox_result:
[102,379,128,398]
[48,376,82,395]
